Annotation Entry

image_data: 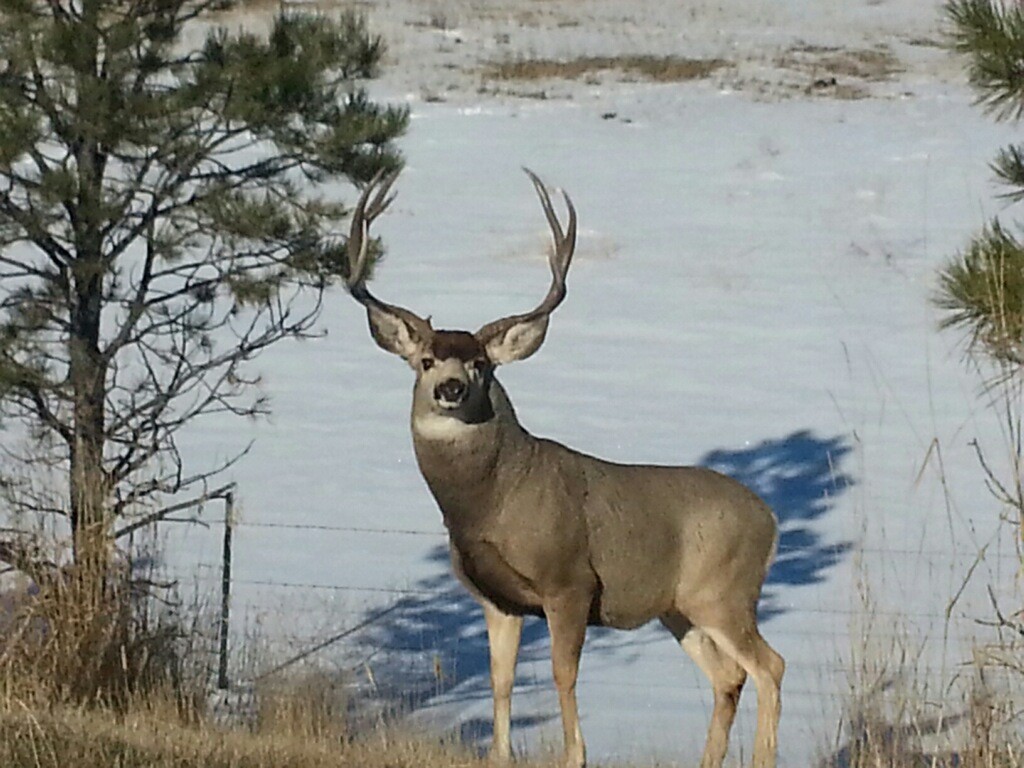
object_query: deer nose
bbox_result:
[434,378,467,403]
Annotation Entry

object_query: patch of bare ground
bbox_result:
[804,79,872,101]
[484,54,731,83]
[905,35,946,49]
[778,44,904,83]
[724,74,871,103]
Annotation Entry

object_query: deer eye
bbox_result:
[473,358,487,373]
[421,357,435,371]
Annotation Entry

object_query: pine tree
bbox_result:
[937,0,1024,363]
[0,0,407,583]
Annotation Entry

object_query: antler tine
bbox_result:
[346,168,400,292]
[364,169,399,224]
[344,169,432,337]
[475,170,577,343]
[524,168,563,242]
[523,167,577,315]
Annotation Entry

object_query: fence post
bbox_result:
[217,491,234,691]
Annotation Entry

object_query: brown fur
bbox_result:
[431,331,484,362]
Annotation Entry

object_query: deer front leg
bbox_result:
[483,600,524,761]
[545,596,589,768]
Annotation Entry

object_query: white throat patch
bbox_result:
[413,412,479,442]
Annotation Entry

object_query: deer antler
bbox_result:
[475,168,577,344]
[344,169,433,339]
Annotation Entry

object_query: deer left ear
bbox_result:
[478,316,550,365]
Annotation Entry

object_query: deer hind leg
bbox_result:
[661,614,746,768]
[700,614,784,768]
[482,600,524,761]
[545,596,589,768]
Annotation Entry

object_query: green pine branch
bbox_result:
[937,219,1024,365]
[0,0,408,527]
[947,0,1024,121]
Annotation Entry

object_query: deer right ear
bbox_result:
[365,307,428,363]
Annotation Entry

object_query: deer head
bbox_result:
[343,168,577,425]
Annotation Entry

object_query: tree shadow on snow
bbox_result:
[351,546,554,740]
[354,429,854,745]
[700,429,854,621]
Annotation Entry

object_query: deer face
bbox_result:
[412,330,492,419]
[365,316,551,425]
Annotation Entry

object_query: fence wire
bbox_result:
[164,512,1023,708]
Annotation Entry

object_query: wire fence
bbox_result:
[168,509,1023,704]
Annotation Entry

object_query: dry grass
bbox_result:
[484,54,731,83]
[821,575,1024,768]
[218,0,282,11]
[0,575,494,768]
[254,671,352,743]
[830,670,1023,768]
[0,560,554,768]
[806,80,872,101]
[905,36,945,49]
[0,701,495,768]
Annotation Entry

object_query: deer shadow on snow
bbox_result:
[354,429,853,746]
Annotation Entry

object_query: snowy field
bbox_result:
[165,1,1024,765]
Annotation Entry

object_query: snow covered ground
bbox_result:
[169,1,1024,765]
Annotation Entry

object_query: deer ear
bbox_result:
[479,316,550,365]
[366,307,427,363]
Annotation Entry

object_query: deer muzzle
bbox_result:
[434,378,468,407]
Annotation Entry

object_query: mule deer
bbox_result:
[342,169,784,768]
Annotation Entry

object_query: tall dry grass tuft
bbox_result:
[0,563,197,710]
[0,534,539,768]
[253,670,352,743]
[826,623,1023,765]
[824,553,1023,766]
[832,649,1022,768]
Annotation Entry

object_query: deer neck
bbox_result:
[411,377,532,530]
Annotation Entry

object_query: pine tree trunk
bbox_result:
[69,269,109,602]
